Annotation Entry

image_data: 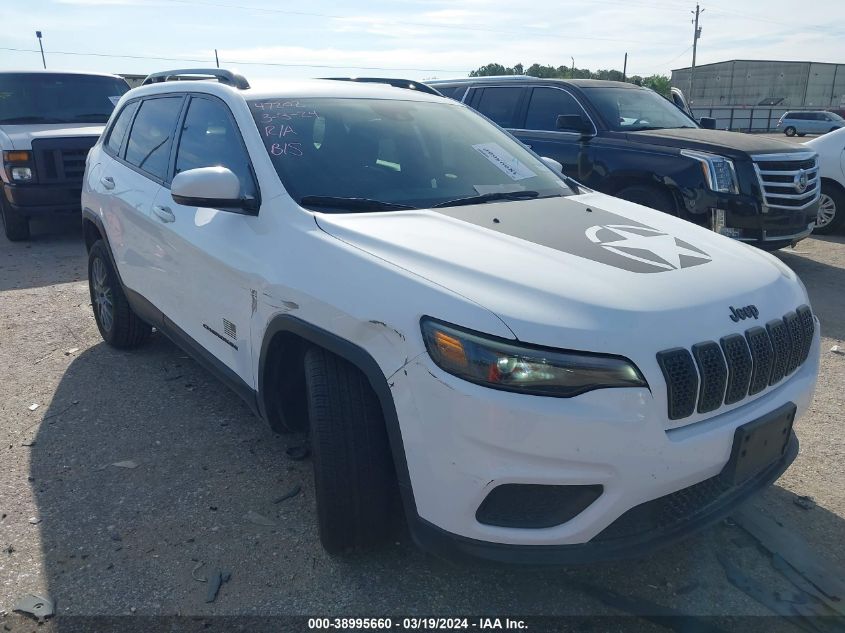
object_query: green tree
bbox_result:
[468,62,671,95]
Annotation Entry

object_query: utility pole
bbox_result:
[623,52,628,82]
[571,56,575,78]
[35,31,46,69]
[689,4,704,103]
[215,49,220,68]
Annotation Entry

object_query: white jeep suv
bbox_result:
[81,69,820,563]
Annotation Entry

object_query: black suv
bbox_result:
[428,77,820,250]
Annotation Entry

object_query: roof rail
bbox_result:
[142,68,250,90]
[324,77,442,96]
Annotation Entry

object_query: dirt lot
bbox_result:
[1,216,844,631]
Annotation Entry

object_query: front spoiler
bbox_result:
[409,432,798,567]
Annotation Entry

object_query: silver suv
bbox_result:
[777,111,845,137]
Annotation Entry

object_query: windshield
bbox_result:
[830,112,845,122]
[584,87,698,132]
[0,73,129,125]
[248,97,573,211]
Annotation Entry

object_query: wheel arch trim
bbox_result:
[257,314,417,510]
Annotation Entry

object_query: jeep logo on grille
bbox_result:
[729,305,759,322]
[794,170,809,193]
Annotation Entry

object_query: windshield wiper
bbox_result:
[299,195,418,212]
[433,190,543,208]
[0,116,66,124]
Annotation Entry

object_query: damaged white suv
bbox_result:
[81,69,820,563]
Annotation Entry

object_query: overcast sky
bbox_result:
[1,0,844,81]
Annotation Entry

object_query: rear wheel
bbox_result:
[784,126,797,137]
[0,197,30,241]
[814,185,845,235]
[88,240,151,348]
[304,346,396,554]
[616,184,677,215]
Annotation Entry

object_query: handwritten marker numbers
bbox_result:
[252,100,318,159]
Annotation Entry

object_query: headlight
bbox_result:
[421,318,648,397]
[3,150,34,182]
[681,149,739,194]
[11,167,32,181]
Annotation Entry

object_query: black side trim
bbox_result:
[258,315,416,514]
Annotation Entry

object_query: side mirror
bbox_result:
[171,166,255,212]
[556,114,594,138]
[540,156,563,173]
[699,117,717,130]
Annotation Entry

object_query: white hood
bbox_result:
[0,123,105,150]
[315,192,808,355]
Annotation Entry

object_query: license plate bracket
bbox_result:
[721,403,796,486]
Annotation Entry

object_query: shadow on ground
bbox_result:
[20,335,845,631]
[777,235,845,340]
[1,216,85,291]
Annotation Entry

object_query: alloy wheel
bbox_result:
[92,257,114,333]
[817,193,837,229]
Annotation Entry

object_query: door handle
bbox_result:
[152,205,175,223]
[100,176,115,190]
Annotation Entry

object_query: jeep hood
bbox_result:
[626,127,808,158]
[0,123,105,150]
[314,193,807,354]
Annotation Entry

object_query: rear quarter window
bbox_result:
[124,96,184,181]
[105,101,139,156]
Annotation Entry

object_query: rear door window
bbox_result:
[524,87,585,131]
[473,87,526,128]
[105,101,139,156]
[124,96,183,181]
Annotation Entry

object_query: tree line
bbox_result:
[469,63,672,96]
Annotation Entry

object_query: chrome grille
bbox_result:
[752,152,820,211]
[657,306,815,422]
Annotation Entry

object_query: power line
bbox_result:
[0,47,470,73]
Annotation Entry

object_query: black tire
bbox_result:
[797,133,807,137]
[829,127,839,134]
[814,184,845,235]
[616,184,677,214]
[0,197,30,241]
[88,240,151,348]
[784,126,797,137]
[304,346,395,554]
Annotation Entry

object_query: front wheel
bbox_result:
[0,198,30,241]
[304,346,396,554]
[88,240,151,348]
[784,126,797,137]
[814,185,845,235]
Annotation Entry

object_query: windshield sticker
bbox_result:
[108,96,121,105]
[472,143,536,181]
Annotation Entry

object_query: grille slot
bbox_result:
[657,306,814,422]
[796,306,814,365]
[752,153,820,211]
[766,319,792,385]
[783,311,804,376]
[691,342,727,414]
[31,137,97,185]
[720,334,752,405]
[656,349,698,420]
[745,327,774,395]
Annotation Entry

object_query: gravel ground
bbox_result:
[1,216,843,631]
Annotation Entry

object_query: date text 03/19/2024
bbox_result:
[307,617,528,630]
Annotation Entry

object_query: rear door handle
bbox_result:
[100,176,115,190]
[152,205,175,223]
